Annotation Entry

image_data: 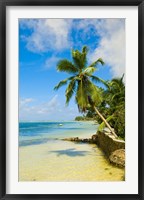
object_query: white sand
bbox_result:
[19,139,124,182]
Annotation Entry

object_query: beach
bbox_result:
[19,121,124,181]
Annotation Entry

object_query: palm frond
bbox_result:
[57,59,78,74]
[82,46,88,54]
[98,115,114,131]
[72,47,88,70]
[54,76,75,90]
[91,75,109,88]
[82,46,88,68]
[115,103,125,110]
[111,93,125,101]
[97,58,105,65]
[72,50,82,69]
[121,74,125,82]
[65,79,77,105]
[83,67,97,76]
[110,78,124,88]
[86,79,102,106]
[75,80,89,112]
[87,58,104,68]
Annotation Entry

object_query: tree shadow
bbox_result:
[50,148,89,157]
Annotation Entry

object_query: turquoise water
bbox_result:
[19,121,97,146]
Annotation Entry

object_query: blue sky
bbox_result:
[19,18,125,121]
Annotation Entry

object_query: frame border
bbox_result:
[0,0,144,199]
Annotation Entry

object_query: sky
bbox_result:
[19,18,125,121]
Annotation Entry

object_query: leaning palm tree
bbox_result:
[54,46,117,138]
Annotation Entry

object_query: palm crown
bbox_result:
[54,46,106,112]
[54,46,118,137]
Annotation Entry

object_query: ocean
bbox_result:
[19,121,97,147]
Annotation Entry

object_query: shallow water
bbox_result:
[19,121,124,181]
[19,121,97,146]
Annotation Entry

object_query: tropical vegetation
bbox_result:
[95,76,125,139]
[54,46,121,138]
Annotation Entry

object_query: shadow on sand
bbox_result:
[50,148,89,157]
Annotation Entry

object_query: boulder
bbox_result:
[109,149,125,168]
[91,134,98,141]
[81,138,89,143]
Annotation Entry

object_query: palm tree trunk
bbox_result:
[93,106,118,138]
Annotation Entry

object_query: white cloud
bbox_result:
[19,98,34,107]
[19,95,59,114]
[20,19,72,53]
[37,95,59,114]
[20,18,125,77]
[44,55,60,69]
[74,19,125,78]
[19,95,80,121]
[45,19,72,50]
[89,19,125,78]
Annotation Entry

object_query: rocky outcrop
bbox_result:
[109,149,125,168]
[62,130,125,168]
[62,137,93,143]
[93,131,125,157]
[91,131,125,168]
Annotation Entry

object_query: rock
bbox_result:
[74,137,79,141]
[81,138,89,142]
[91,134,98,141]
[62,135,99,144]
[109,149,125,168]
[62,137,93,143]
[62,137,80,142]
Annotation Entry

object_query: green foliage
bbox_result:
[87,58,104,68]
[54,76,75,90]
[57,60,78,74]
[91,76,109,88]
[95,75,125,139]
[54,46,125,139]
[55,46,106,111]
[71,46,88,70]
[98,115,114,131]
[75,80,89,112]
[75,116,85,121]
[86,110,96,118]
[65,79,77,105]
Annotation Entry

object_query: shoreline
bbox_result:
[61,130,125,168]
[19,139,124,181]
[19,122,125,181]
